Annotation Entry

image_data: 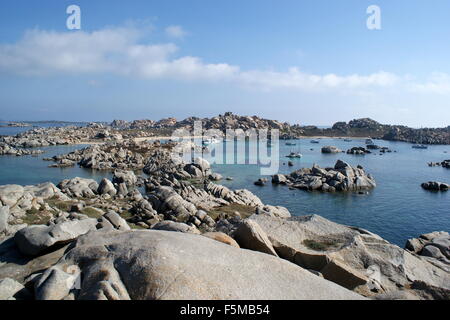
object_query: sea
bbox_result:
[0,123,449,247]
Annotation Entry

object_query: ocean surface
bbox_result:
[0,125,449,246]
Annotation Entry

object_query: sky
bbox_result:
[0,0,449,127]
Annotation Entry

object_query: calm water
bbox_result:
[205,138,450,246]
[0,131,449,246]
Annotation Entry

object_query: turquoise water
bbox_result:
[0,134,449,246]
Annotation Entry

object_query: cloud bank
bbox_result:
[0,26,449,94]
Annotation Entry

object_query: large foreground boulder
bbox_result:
[42,230,364,300]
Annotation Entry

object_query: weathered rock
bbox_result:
[255,205,291,218]
[208,173,223,181]
[287,160,376,192]
[43,230,364,300]
[151,221,200,234]
[112,170,137,188]
[150,186,197,222]
[35,265,80,300]
[321,146,342,154]
[320,259,369,290]
[249,214,450,297]
[0,206,9,234]
[98,178,117,196]
[0,185,24,207]
[14,219,97,256]
[202,232,240,248]
[421,181,449,192]
[58,178,99,198]
[272,174,287,184]
[233,219,278,256]
[406,231,450,264]
[104,211,130,231]
[0,278,31,300]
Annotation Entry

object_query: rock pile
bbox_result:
[272,160,376,192]
[406,231,449,265]
[421,181,449,191]
[347,147,371,155]
[321,146,342,154]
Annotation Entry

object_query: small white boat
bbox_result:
[310,140,320,144]
[365,139,374,145]
[286,152,302,158]
[412,144,428,149]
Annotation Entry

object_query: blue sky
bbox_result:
[0,0,450,126]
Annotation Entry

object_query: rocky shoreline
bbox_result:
[0,140,449,300]
[0,114,449,300]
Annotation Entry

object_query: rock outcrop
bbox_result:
[273,160,376,192]
[321,146,342,154]
[244,214,450,298]
[421,181,449,192]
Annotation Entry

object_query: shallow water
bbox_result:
[0,134,449,246]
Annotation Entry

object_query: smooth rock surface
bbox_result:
[47,230,365,300]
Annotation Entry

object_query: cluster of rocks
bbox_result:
[271,160,376,192]
[0,122,31,128]
[406,231,449,265]
[111,118,177,130]
[0,144,44,156]
[347,147,371,155]
[46,140,162,170]
[428,160,450,168]
[329,118,450,145]
[421,181,449,192]
[366,145,392,153]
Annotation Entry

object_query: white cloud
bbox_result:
[165,25,187,39]
[409,72,450,94]
[1,26,449,95]
[238,68,399,91]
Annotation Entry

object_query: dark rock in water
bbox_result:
[421,181,449,192]
[272,174,287,184]
[321,146,342,154]
[347,147,371,155]
[274,160,376,192]
[288,161,294,167]
[254,178,268,186]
